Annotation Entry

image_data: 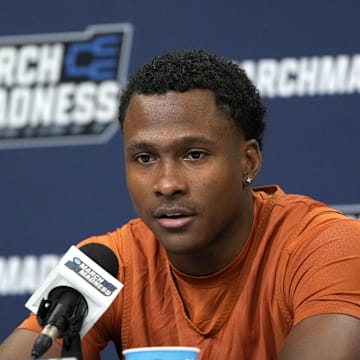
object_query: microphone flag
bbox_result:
[25,245,123,337]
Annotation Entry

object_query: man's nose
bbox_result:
[152,161,188,198]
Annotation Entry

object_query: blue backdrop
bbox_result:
[0,1,359,358]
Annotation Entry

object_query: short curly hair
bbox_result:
[118,49,266,149]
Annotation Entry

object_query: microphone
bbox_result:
[25,243,123,359]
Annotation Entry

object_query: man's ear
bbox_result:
[241,139,262,182]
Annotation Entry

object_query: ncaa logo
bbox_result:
[0,23,133,148]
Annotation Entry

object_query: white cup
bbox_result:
[122,346,200,360]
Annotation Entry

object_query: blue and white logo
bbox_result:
[65,256,117,296]
[0,23,133,148]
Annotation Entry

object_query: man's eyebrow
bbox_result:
[125,136,216,153]
[125,141,155,153]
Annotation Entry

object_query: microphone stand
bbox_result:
[62,332,83,360]
[34,286,88,360]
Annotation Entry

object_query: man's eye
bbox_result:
[185,151,206,161]
[135,154,154,164]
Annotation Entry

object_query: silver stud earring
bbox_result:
[244,176,253,185]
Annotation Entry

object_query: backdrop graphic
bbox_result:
[0,1,359,359]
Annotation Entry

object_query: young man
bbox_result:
[1,49,360,360]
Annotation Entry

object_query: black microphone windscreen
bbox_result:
[79,243,119,278]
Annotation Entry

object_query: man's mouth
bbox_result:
[153,207,195,229]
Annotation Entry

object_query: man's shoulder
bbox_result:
[253,184,360,246]
[254,184,343,219]
[118,218,154,239]
[77,218,155,252]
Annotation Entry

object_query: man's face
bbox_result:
[123,89,255,260]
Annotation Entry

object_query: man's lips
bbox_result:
[157,216,193,229]
[152,206,195,229]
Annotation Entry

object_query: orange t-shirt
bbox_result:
[19,185,360,359]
